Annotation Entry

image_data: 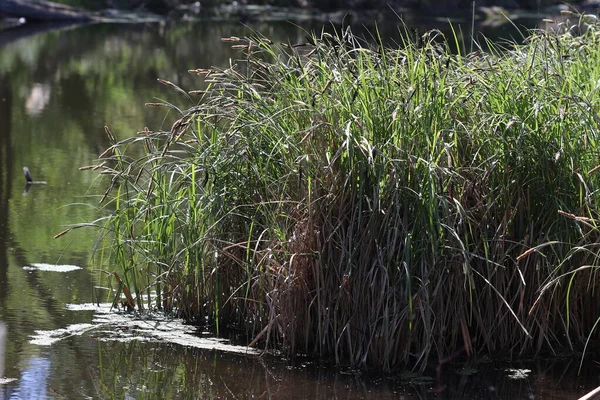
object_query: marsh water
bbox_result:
[1,16,600,399]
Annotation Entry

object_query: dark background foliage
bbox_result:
[54,0,591,13]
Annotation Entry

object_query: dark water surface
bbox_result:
[0,18,599,399]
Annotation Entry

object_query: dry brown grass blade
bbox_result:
[104,126,116,143]
[112,272,136,310]
[53,228,71,239]
[517,241,561,261]
[157,78,191,99]
[188,68,212,77]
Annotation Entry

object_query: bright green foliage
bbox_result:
[91,14,600,370]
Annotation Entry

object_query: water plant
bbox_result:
[75,12,600,371]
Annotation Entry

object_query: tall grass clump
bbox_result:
[82,13,600,370]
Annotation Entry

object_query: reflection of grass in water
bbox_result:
[93,339,408,399]
[90,340,596,399]
[94,341,262,400]
[78,13,600,372]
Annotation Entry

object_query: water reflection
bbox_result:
[25,83,51,117]
[9,357,50,400]
[90,337,599,400]
[0,76,11,313]
[0,322,5,380]
[91,340,411,400]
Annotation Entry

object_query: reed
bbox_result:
[81,14,600,370]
